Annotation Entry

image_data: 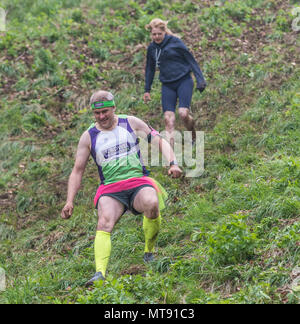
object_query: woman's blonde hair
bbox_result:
[145,18,176,36]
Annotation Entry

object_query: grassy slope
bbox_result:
[0,0,299,304]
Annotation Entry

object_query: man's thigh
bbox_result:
[97,195,125,231]
[132,186,159,214]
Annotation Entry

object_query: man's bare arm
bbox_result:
[61,131,91,219]
[128,116,182,178]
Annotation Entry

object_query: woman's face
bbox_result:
[151,27,166,44]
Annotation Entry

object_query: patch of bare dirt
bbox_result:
[120,264,147,276]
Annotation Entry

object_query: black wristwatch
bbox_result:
[170,160,178,167]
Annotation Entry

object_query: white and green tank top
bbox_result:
[88,115,148,185]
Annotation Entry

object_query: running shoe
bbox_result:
[85,271,105,287]
[143,252,155,263]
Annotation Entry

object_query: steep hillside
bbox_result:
[0,0,299,304]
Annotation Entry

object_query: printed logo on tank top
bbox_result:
[94,126,138,166]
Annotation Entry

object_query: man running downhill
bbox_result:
[61,90,182,287]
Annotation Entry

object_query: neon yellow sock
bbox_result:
[94,231,111,276]
[143,215,161,253]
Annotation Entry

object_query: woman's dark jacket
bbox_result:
[144,34,206,93]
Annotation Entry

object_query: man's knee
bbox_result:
[97,215,114,232]
[145,194,160,219]
[134,188,159,218]
[97,196,124,232]
[144,195,159,211]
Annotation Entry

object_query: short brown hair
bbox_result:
[90,90,114,105]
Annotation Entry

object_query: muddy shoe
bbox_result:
[85,271,105,287]
[143,252,155,263]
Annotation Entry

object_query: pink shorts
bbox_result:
[94,176,159,208]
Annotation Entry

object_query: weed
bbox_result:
[206,214,258,266]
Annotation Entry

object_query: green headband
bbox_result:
[91,100,115,110]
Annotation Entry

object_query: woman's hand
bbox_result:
[197,83,206,93]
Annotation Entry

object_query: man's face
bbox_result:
[151,27,166,44]
[93,107,116,129]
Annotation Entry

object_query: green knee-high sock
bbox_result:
[94,231,111,276]
[143,215,161,253]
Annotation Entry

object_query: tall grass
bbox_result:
[0,0,299,304]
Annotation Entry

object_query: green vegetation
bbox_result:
[0,0,299,304]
